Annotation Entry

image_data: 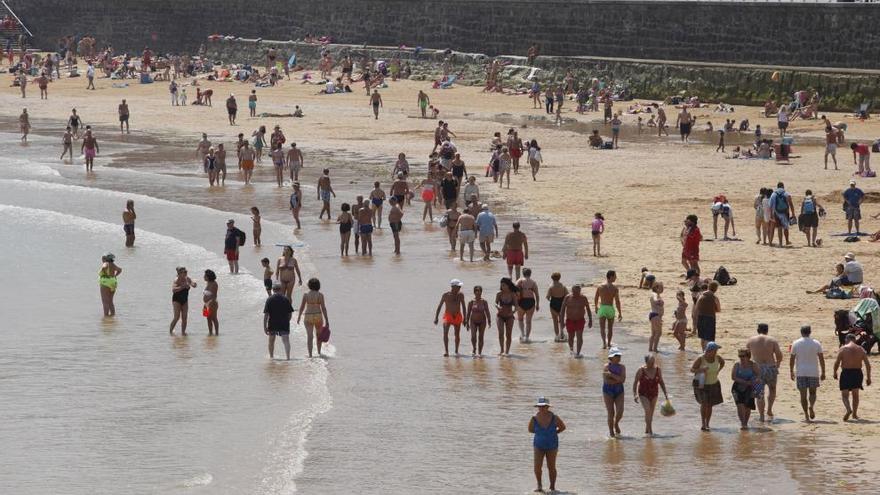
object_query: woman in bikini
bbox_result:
[297,278,330,357]
[337,203,353,256]
[289,182,302,230]
[203,269,219,336]
[169,266,196,335]
[98,253,122,317]
[546,272,569,342]
[671,290,688,350]
[495,278,520,356]
[648,282,664,352]
[633,354,668,436]
[416,175,437,222]
[276,246,302,300]
[466,286,491,357]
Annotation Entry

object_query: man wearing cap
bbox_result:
[746,323,783,422]
[263,282,294,360]
[841,253,864,286]
[475,204,498,261]
[502,222,529,279]
[790,325,825,422]
[691,341,725,431]
[833,333,872,421]
[433,279,467,356]
[842,180,864,234]
[224,219,245,274]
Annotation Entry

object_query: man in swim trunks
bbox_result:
[676,107,692,143]
[833,333,872,421]
[457,207,477,262]
[594,270,622,349]
[239,141,255,185]
[418,90,430,118]
[369,90,383,120]
[694,281,720,351]
[746,323,783,422]
[560,284,593,357]
[224,219,245,274]
[286,142,304,182]
[356,199,374,256]
[433,279,467,356]
[226,93,237,125]
[790,325,825,423]
[81,129,99,172]
[215,144,227,186]
[390,173,410,212]
[824,126,839,170]
[475,204,498,261]
[432,121,444,152]
[317,169,336,220]
[118,99,130,134]
[196,133,212,172]
[516,268,540,343]
[502,222,528,279]
[388,197,404,255]
[122,199,136,248]
[263,282,294,360]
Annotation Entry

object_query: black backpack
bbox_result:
[713,266,737,286]
[236,228,247,246]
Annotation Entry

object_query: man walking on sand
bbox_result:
[559,284,592,357]
[790,325,825,423]
[746,323,783,422]
[843,179,864,235]
[433,279,467,357]
[226,94,237,125]
[769,182,794,247]
[502,222,528,279]
[370,90,383,120]
[118,99,130,134]
[833,334,872,422]
[594,270,622,349]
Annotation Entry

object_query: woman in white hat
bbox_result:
[528,397,566,493]
[603,348,627,437]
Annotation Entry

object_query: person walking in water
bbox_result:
[502,222,528,280]
[224,219,245,274]
[81,129,99,172]
[691,341,725,431]
[746,323,783,422]
[731,348,762,430]
[264,282,294,360]
[496,277,519,356]
[465,285,491,356]
[169,266,197,336]
[594,270,622,349]
[122,200,136,247]
[603,348,626,437]
[529,397,566,493]
[790,325,825,423]
[98,253,122,317]
[559,284,592,357]
[833,333,872,421]
[317,169,336,220]
[297,278,330,358]
[433,279,467,356]
[633,354,668,436]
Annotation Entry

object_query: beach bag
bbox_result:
[236,228,247,246]
[660,399,676,417]
[713,266,736,286]
[318,325,331,343]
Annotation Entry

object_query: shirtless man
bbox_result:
[445,205,461,250]
[560,284,593,357]
[60,126,73,160]
[516,268,540,343]
[388,197,404,255]
[118,99,130,134]
[369,90,383,120]
[746,323,784,422]
[235,133,246,169]
[833,334,872,421]
[123,200,136,247]
[433,279,468,356]
[81,130,99,172]
[317,169,336,220]
[215,144,227,186]
[457,208,477,261]
[594,270,622,349]
[196,133,212,172]
[676,107,692,143]
[286,142,304,182]
[432,121,444,152]
[502,222,529,279]
[546,273,569,342]
[356,199,374,256]
[239,142,255,185]
[390,173,409,211]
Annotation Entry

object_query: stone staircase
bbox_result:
[0,0,31,53]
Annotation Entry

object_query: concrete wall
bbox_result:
[9,0,880,69]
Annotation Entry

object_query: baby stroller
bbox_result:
[834,309,878,354]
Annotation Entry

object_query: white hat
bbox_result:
[845,252,855,260]
[450,279,463,287]
[535,396,550,407]
[608,347,622,358]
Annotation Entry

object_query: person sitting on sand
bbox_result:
[588,130,603,149]
[806,263,846,294]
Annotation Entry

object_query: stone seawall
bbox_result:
[9,0,880,70]
[207,40,880,112]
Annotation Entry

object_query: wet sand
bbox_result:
[2,66,880,490]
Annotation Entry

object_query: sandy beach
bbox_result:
[3,63,880,480]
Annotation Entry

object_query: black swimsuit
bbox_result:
[172,287,190,305]
[340,221,352,234]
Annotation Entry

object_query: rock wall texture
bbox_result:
[9,0,880,69]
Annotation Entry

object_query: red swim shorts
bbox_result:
[506,249,524,266]
[225,249,239,261]
[443,312,464,326]
[565,318,585,334]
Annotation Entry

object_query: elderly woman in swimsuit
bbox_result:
[290,182,302,230]
[296,278,330,357]
[337,203,353,256]
[169,266,197,335]
[546,272,569,342]
[648,282,664,352]
[633,354,668,436]
[603,348,627,437]
[98,253,122,317]
[203,269,219,336]
[466,285,492,357]
[276,246,302,300]
[496,278,520,356]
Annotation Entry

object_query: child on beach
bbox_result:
[672,290,688,350]
[646,116,656,127]
[639,267,655,290]
[250,206,262,246]
[261,258,273,296]
[179,88,187,106]
[591,213,605,256]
